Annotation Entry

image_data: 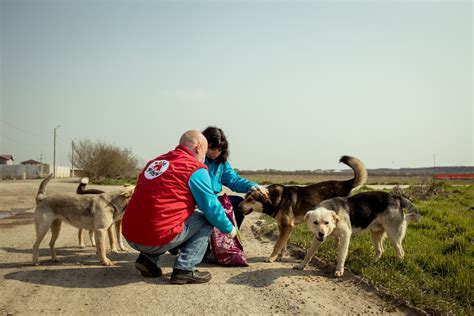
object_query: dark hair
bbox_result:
[202,126,229,163]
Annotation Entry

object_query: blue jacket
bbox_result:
[204,157,256,194]
[188,168,233,234]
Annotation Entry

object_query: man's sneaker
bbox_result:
[134,253,162,278]
[170,268,212,284]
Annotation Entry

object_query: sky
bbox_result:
[1,0,472,171]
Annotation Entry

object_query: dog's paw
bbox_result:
[110,248,119,254]
[264,257,276,263]
[78,244,86,249]
[334,270,344,278]
[32,261,40,266]
[293,264,305,270]
[102,258,114,266]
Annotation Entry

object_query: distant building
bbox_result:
[0,155,14,165]
[20,159,43,165]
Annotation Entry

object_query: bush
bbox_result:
[72,140,139,180]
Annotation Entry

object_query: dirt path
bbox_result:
[0,179,418,315]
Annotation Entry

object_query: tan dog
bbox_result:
[32,174,135,266]
[76,177,127,252]
[294,191,420,277]
[238,156,367,262]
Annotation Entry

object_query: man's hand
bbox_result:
[227,226,237,239]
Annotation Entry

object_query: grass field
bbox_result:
[266,183,474,315]
[244,173,474,186]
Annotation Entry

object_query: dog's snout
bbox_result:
[318,232,325,238]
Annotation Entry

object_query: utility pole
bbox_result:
[53,125,60,178]
[38,153,44,177]
[71,140,75,177]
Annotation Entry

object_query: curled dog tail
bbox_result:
[339,155,368,189]
[76,177,105,195]
[36,174,53,204]
[399,196,421,223]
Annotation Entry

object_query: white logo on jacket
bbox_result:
[144,160,170,179]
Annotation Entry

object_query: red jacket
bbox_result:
[122,145,207,246]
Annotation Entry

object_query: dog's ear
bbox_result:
[331,211,339,224]
[304,211,311,222]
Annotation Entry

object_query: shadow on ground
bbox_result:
[1,246,181,288]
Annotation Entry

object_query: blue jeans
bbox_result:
[126,210,213,271]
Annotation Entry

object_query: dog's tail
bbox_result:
[77,177,105,195]
[339,155,368,189]
[36,174,53,204]
[399,196,421,223]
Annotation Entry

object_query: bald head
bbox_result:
[179,130,208,162]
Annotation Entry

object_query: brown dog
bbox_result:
[238,156,367,262]
[32,174,135,266]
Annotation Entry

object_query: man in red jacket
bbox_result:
[122,130,236,284]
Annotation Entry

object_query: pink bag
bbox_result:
[207,194,248,267]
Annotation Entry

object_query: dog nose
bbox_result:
[318,232,325,238]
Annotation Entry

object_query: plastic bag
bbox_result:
[207,194,248,267]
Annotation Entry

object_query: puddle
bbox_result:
[0,208,32,220]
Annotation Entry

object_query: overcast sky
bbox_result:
[1,0,472,171]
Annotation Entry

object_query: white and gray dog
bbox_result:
[294,191,421,277]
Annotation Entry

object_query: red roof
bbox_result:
[0,155,14,161]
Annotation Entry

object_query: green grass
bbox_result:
[265,184,473,315]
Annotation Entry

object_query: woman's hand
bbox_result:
[251,185,269,196]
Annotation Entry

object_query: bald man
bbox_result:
[122,130,236,284]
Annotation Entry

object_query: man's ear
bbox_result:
[332,211,339,223]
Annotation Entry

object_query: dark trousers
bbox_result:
[228,195,245,229]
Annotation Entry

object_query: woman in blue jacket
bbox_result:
[202,126,268,228]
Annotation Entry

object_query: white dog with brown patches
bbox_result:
[293,191,420,277]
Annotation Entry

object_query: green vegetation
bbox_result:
[263,184,473,315]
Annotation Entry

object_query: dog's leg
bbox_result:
[107,225,118,253]
[335,231,351,277]
[32,212,54,266]
[89,230,96,247]
[370,229,386,262]
[49,219,62,262]
[293,235,322,270]
[115,220,127,251]
[78,229,85,248]
[267,225,292,262]
[385,221,407,259]
[95,228,113,266]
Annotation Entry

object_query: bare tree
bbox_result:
[71,140,139,179]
